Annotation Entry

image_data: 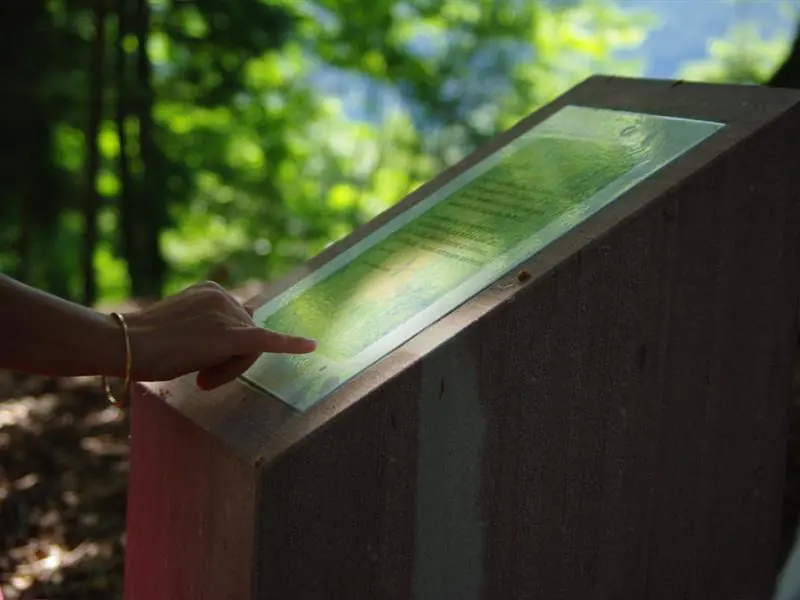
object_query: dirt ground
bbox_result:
[1,354,800,598]
[0,371,128,600]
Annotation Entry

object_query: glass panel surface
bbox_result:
[242,105,724,412]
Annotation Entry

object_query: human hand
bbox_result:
[122,281,316,390]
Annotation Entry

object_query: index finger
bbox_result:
[234,327,317,355]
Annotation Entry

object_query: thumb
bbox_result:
[197,354,260,391]
[230,326,317,355]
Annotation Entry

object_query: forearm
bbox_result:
[0,274,125,378]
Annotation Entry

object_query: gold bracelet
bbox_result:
[102,312,132,406]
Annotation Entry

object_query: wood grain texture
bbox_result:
[124,387,257,600]
[125,76,800,600]
[477,106,800,600]
[254,358,420,600]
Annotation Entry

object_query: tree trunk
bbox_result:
[132,0,166,299]
[83,0,108,306]
[116,0,135,295]
[17,193,31,283]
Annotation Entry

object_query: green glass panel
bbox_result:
[242,106,724,412]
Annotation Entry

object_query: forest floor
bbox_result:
[1,348,800,598]
[0,370,128,600]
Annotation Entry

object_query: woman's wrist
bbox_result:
[93,312,132,379]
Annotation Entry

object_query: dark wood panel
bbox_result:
[253,361,421,600]
[125,77,800,600]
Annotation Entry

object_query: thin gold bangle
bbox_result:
[102,312,132,406]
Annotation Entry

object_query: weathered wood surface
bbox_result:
[125,76,800,600]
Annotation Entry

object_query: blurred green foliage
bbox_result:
[0,0,793,304]
[678,1,798,85]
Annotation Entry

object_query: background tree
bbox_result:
[0,0,652,303]
[1,0,795,307]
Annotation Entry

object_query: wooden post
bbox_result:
[124,77,800,600]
